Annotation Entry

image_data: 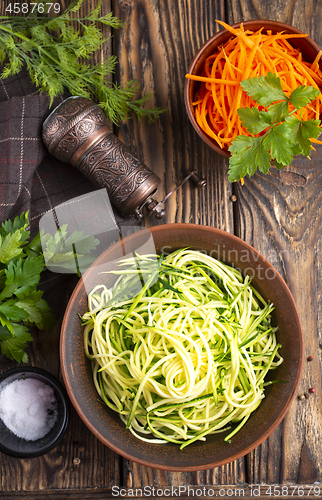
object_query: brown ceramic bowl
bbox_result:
[184,20,322,156]
[60,224,303,471]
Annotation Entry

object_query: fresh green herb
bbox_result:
[40,224,100,277]
[228,72,321,182]
[0,212,55,363]
[0,209,105,362]
[0,0,164,124]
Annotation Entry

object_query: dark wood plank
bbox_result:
[2,483,322,499]
[2,0,321,494]
[0,0,121,494]
[235,154,322,485]
[121,458,246,488]
[0,288,121,493]
[227,0,322,484]
[113,0,244,487]
[114,0,234,230]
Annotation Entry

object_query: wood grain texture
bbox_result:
[0,0,121,493]
[228,0,322,484]
[114,0,234,230]
[1,484,322,499]
[113,0,240,485]
[1,0,322,495]
[234,155,322,484]
[0,287,121,493]
[122,458,246,488]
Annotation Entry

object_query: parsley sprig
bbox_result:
[0,211,101,363]
[228,72,321,182]
[0,212,55,363]
[0,0,165,124]
[41,224,100,276]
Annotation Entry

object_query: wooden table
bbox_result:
[1,0,322,498]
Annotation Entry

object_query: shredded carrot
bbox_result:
[185,74,239,85]
[311,50,322,72]
[186,21,322,151]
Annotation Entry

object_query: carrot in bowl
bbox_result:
[186,21,322,152]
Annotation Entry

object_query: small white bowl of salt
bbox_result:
[0,367,69,458]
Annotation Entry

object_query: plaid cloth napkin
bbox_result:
[0,67,138,316]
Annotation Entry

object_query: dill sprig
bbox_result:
[0,0,165,124]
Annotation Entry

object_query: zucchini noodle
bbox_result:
[82,248,283,448]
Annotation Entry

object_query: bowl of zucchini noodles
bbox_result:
[60,223,303,471]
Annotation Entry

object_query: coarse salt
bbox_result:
[0,377,57,441]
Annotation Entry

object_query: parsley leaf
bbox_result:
[240,72,286,106]
[228,74,322,182]
[285,116,321,157]
[266,101,290,123]
[0,324,33,364]
[42,225,100,275]
[262,123,294,166]
[0,211,55,362]
[228,136,271,182]
[289,85,320,109]
[0,210,102,361]
[0,211,28,237]
[0,300,28,322]
[0,231,25,264]
[237,107,271,134]
[1,255,44,300]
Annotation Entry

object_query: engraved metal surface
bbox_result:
[42,96,161,216]
[43,97,108,163]
[77,133,160,215]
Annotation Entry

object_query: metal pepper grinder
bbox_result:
[42,96,205,219]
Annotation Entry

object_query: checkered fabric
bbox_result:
[0,68,138,315]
